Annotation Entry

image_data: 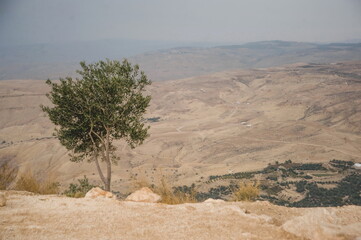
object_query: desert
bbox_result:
[1,1,361,239]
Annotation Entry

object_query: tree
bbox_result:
[41,59,151,191]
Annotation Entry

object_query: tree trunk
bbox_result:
[105,160,111,191]
[94,157,112,191]
[90,127,112,191]
[94,156,107,188]
[104,128,112,191]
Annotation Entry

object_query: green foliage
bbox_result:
[266,175,278,181]
[329,159,354,171]
[147,117,161,123]
[295,180,307,193]
[291,173,361,207]
[200,159,360,207]
[292,163,326,171]
[208,171,256,181]
[64,176,95,198]
[196,184,236,201]
[41,59,151,191]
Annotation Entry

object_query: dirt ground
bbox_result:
[0,191,360,240]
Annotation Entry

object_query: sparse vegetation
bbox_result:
[291,163,326,171]
[208,171,256,181]
[329,159,354,171]
[132,174,198,204]
[154,178,198,204]
[14,170,59,194]
[291,173,361,207]
[196,184,236,201]
[63,175,95,198]
[232,181,260,201]
[196,159,360,207]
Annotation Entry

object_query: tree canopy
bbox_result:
[41,59,151,191]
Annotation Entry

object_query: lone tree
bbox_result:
[41,59,151,191]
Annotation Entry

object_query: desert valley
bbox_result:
[1,26,361,240]
[1,60,361,189]
[1,58,361,239]
[3,1,361,239]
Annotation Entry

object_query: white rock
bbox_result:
[204,198,225,203]
[0,193,6,207]
[125,187,161,203]
[85,187,114,199]
[353,163,361,169]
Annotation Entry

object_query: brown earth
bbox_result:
[0,191,360,240]
[0,62,361,192]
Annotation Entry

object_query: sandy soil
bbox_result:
[0,191,360,240]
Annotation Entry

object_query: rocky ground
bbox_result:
[0,191,361,240]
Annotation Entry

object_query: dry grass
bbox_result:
[232,181,260,202]
[0,161,18,190]
[14,170,59,194]
[155,177,198,204]
[132,173,198,204]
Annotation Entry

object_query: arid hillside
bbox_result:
[131,41,361,81]
[0,62,361,192]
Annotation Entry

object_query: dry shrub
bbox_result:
[0,161,18,190]
[14,170,59,194]
[232,181,260,201]
[131,171,198,204]
[153,176,197,205]
[132,176,152,190]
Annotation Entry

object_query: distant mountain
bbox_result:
[0,39,219,80]
[131,41,361,81]
[0,40,361,81]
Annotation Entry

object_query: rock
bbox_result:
[282,208,361,240]
[125,187,161,203]
[0,193,6,207]
[353,163,361,169]
[85,187,114,199]
[204,198,225,203]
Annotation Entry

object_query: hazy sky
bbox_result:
[1,0,361,45]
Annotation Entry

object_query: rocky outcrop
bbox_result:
[1,191,361,240]
[85,187,114,199]
[125,187,161,203]
[204,198,225,203]
[282,207,361,240]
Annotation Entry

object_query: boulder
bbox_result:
[85,187,114,199]
[0,192,6,207]
[125,187,161,203]
[353,163,361,169]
